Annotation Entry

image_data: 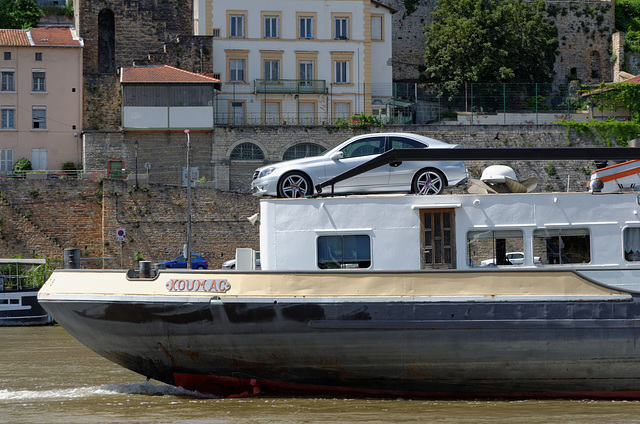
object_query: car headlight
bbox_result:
[259,167,276,178]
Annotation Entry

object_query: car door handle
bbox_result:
[390,161,402,167]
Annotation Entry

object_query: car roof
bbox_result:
[338,132,454,149]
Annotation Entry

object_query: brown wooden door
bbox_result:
[421,208,455,269]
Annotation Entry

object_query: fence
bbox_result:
[214,82,589,126]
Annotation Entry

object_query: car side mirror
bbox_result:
[330,152,344,161]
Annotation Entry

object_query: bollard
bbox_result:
[64,248,81,269]
[139,261,152,278]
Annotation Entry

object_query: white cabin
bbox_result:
[259,192,640,277]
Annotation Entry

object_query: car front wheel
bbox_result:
[412,169,446,195]
[278,172,312,198]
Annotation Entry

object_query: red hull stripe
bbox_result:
[173,373,640,399]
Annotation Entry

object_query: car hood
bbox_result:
[255,155,326,172]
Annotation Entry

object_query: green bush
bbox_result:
[13,158,32,176]
[62,161,77,177]
[522,95,551,111]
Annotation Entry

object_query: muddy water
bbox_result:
[1,326,640,424]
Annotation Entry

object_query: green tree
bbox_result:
[0,0,42,29]
[423,0,558,92]
[616,0,640,52]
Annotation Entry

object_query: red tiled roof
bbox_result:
[372,0,398,13]
[121,65,221,84]
[0,30,30,46]
[30,27,82,47]
[582,74,640,97]
[621,74,640,84]
[0,27,81,47]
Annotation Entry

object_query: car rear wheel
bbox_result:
[412,168,446,195]
[196,265,205,270]
[278,172,312,198]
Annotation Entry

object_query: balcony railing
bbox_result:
[254,79,327,94]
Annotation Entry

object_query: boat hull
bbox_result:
[40,295,640,398]
[0,289,53,326]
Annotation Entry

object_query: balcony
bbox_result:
[254,79,326,95]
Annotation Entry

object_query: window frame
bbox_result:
[229,59,245,83]
[297,13,316,39]
[229,100,246,125]
[262,12,281,39]
[533,228,591,265]
[335,60,349,84]
[371,14,384,41]
[35,52,42,61]
[1,69,15,91]
[333,101,351,120]
[317,234,372,270]
[1,106,15,129]
[32,106,47,130]
[227,11,247,38]
[0,148,13,174]
[230,142,264,161]
[332,14,351,40]
[32,69,46,92]
[263,59,280,81]
[466,229,525,267]
[623,227,640,262]
[331,51,354,85]
[226,49,249,84]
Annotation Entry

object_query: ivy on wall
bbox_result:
[558,82,640,145]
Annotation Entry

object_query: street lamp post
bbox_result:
[184,129,192,269]
[134,140,139,189]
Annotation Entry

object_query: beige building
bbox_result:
[0,27,83,174]
[194,0,396,125]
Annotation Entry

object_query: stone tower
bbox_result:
[76,0,193,130]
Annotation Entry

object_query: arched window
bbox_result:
[590,51,601,80]
[98,9,115,74]
[230,143,264,160]
[283,143,324,160]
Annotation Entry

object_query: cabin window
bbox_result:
[317,235,371,269]
[624,227,640,261]
[467,230,524,267]
[533,228,590,265]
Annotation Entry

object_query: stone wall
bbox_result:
[134,36,215,76]
[84,125,612,195]
[0,178,259,269]
[550,1,614,84]
[387,0,438,82]
[80,0,192,75]
[83,75,121,130]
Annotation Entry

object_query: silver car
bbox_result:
[251,132,468,198]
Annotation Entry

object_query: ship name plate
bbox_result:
[166,278,231,293]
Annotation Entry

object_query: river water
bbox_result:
[2,326,640,424]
